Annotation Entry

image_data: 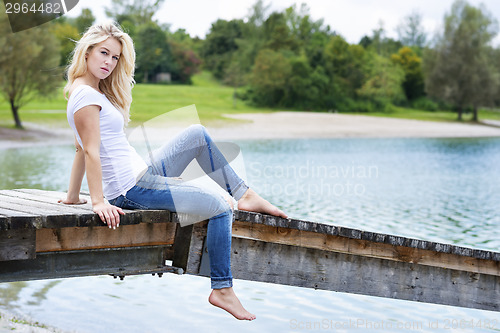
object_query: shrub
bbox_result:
[411,97,438,111]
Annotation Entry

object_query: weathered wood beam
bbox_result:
[36,223,176,252]
[233,211,500,264]
[172,221,208,274]
[0,228,35,261]
[229,238,500,312]
[231,220,500,276]
[0,246,173,283]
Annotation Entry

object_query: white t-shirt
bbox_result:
[66,84,148,200]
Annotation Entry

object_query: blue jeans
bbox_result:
[109,124,249,289]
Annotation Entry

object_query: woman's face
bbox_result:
[85,37,122,80]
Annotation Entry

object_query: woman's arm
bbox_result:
[59,137,87,204]
[74,105,124,229]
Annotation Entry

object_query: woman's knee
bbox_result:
[201,191,232,217]
[187,124,207,140]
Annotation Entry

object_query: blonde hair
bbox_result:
[64,20,136,123]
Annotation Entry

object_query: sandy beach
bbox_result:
[2,112,500,147]
[207,112,500,140]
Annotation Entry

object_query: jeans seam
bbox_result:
[123,196,148,210]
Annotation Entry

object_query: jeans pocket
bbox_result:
[109,195,123,207]
[122,197,148,210]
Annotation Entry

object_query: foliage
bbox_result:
[396,11,427,48]
[0,14,61,128]
[201,19,245,79]
[357,54,406,109]
[105,0,165,26]
[391,46,425,101]
[169,40,202,84]
[75,8,96,34]
[411,97,439,111]
[249,49,291,106]
[134,23,172,83]
[424,0,499,121]
[360,21,403,56]
[50,19,80,68]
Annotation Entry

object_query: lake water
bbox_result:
[0,137,499,332]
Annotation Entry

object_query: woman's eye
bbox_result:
[113,56,119,61]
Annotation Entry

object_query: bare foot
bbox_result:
[238,188,288,218]
[209,287,256,320]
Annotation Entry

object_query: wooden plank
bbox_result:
[36,222,177,252]
[0,246,172,283]
[0,207,42,230]
[10,190,173,223]
[172,221,207,274]
[0,192,91,215]
[2,189,173,228]
[0,215,7,231]
[229,238,500,312]
[234,210,500,262]
[232,220,500,276]
[3,189,94,212]
[0,228,36,261]
[13,189,87,200]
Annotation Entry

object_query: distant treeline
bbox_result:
[1,0,499,129]
[199,0,500,120]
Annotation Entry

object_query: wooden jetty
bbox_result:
[0,189,499,312]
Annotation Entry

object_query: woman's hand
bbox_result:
[58,197,88,205]
[93,202,124,229]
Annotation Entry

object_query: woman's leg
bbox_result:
[207,210,256,320]
[147,124,287,218]
[149,124,248,200]
[117,173,255,320]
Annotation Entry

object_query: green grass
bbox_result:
[0,71,499,128]
[349,105,500,123]
[0,71,277,128]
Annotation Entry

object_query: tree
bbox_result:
[0,17,61,128]
[262,12,299,52]
[75,8,96,34]
[365,20,403,56]
[134,23,172,83]
[51,19,80,68]
[391,47,425,101]
[246,0,271,27]
[249,49,291,106]
[169,40,202,84]
[425,0,499,121]
[396,10,427,48]
[223,59,247,108]
[105,0,165,26]
[201,19,245,79]
[323,35,369,104]
[357,55,406,109]
[283,56,317,109]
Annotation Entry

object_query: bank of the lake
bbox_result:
[2,111,500,149]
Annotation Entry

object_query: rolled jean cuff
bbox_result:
[232,181,249,202]
[211,278,233,289]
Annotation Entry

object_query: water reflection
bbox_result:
[0,282,27,309]
[0,145,80,191]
